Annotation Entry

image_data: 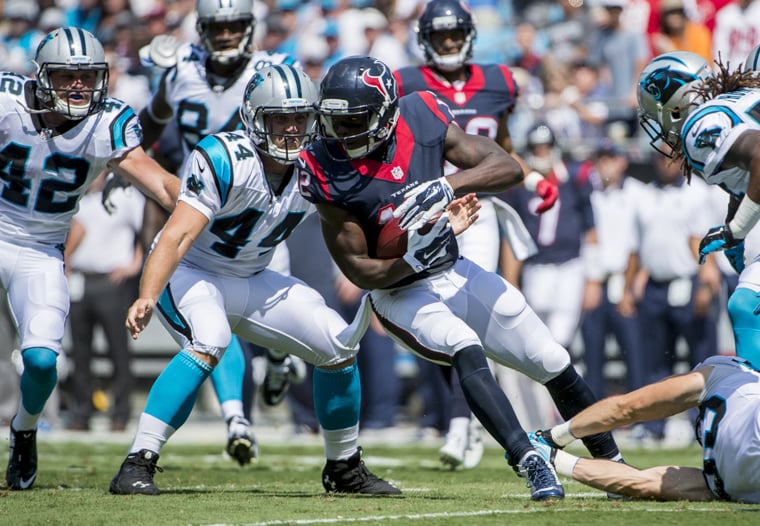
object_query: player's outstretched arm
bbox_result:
[109,146,179,212]
[550,369,708,445]
[126,202,209,339]
[572,459,715,501]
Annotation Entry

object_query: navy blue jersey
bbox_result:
[298,91,459,285]
[502,161,595,265]
[394,64,517,140]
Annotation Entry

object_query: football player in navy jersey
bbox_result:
[393,0,528,469]
[133,0,306,465]
[298,56,624,501]
[636,51,760,367]
[1,27,180,490]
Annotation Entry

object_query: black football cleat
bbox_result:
[322,447,401,495]
[109,449,163,495]
[6,425,38,490]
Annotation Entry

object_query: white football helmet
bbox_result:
[240,64,318,164]
[637,51,713,156]
[33,27,109,119]
[196,0,255,65]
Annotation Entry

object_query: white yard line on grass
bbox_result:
[203,504,727,526]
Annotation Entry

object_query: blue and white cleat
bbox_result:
[517,451,564,501]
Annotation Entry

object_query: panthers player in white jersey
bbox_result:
[135,0,303,465]
[1,27,180,491]
[532,355,760,502]
[636,51,760,367]
[109,64,402,496]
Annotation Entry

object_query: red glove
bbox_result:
[535,178,558,214]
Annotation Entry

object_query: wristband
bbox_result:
[553,449,580,477]
[728,195,760,239]
[523,171,544,192]
[551,420,577,447]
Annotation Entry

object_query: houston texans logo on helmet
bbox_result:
[360,61,397,104]
[640,66,698,103]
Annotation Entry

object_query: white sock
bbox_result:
[322,424,360,460]
[130,413,175,454]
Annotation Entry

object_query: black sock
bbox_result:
[453,346,531,465]
[544,365,621,459]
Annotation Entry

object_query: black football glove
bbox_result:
[101,173,132,215]
[394,177,455,231]
[402,213,453,273]
[699,224,743,264]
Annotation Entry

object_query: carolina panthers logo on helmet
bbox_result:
[360,61,397,105]
[640,66,699,103]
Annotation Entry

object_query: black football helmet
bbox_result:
[318,56,399,159]
[416,0,476,71]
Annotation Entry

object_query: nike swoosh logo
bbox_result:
[421,248,440,260]
[18,474,36,489]
[132,481,152,488]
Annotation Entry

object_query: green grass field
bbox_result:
[0,441,753,526]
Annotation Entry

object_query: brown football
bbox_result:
[375,214,439,259]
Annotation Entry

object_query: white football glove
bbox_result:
[402,213,453,273]
[393,177,454,231]
[139,35,181,69]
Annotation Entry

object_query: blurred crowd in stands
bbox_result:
[2,0,759,448]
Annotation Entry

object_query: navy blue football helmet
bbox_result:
[416,0,476,71]
[317,56,399,159]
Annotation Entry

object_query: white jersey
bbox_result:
[695,355,760,503]
[176,130,312,278]
[162,43,298,170]
[681,88,760,197]
[0,72,140,246]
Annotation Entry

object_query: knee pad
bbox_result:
[22,347,58,377]
[728,288,760,364]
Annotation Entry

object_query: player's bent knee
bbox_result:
[186,342,226,365]
[22,347,58,377]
